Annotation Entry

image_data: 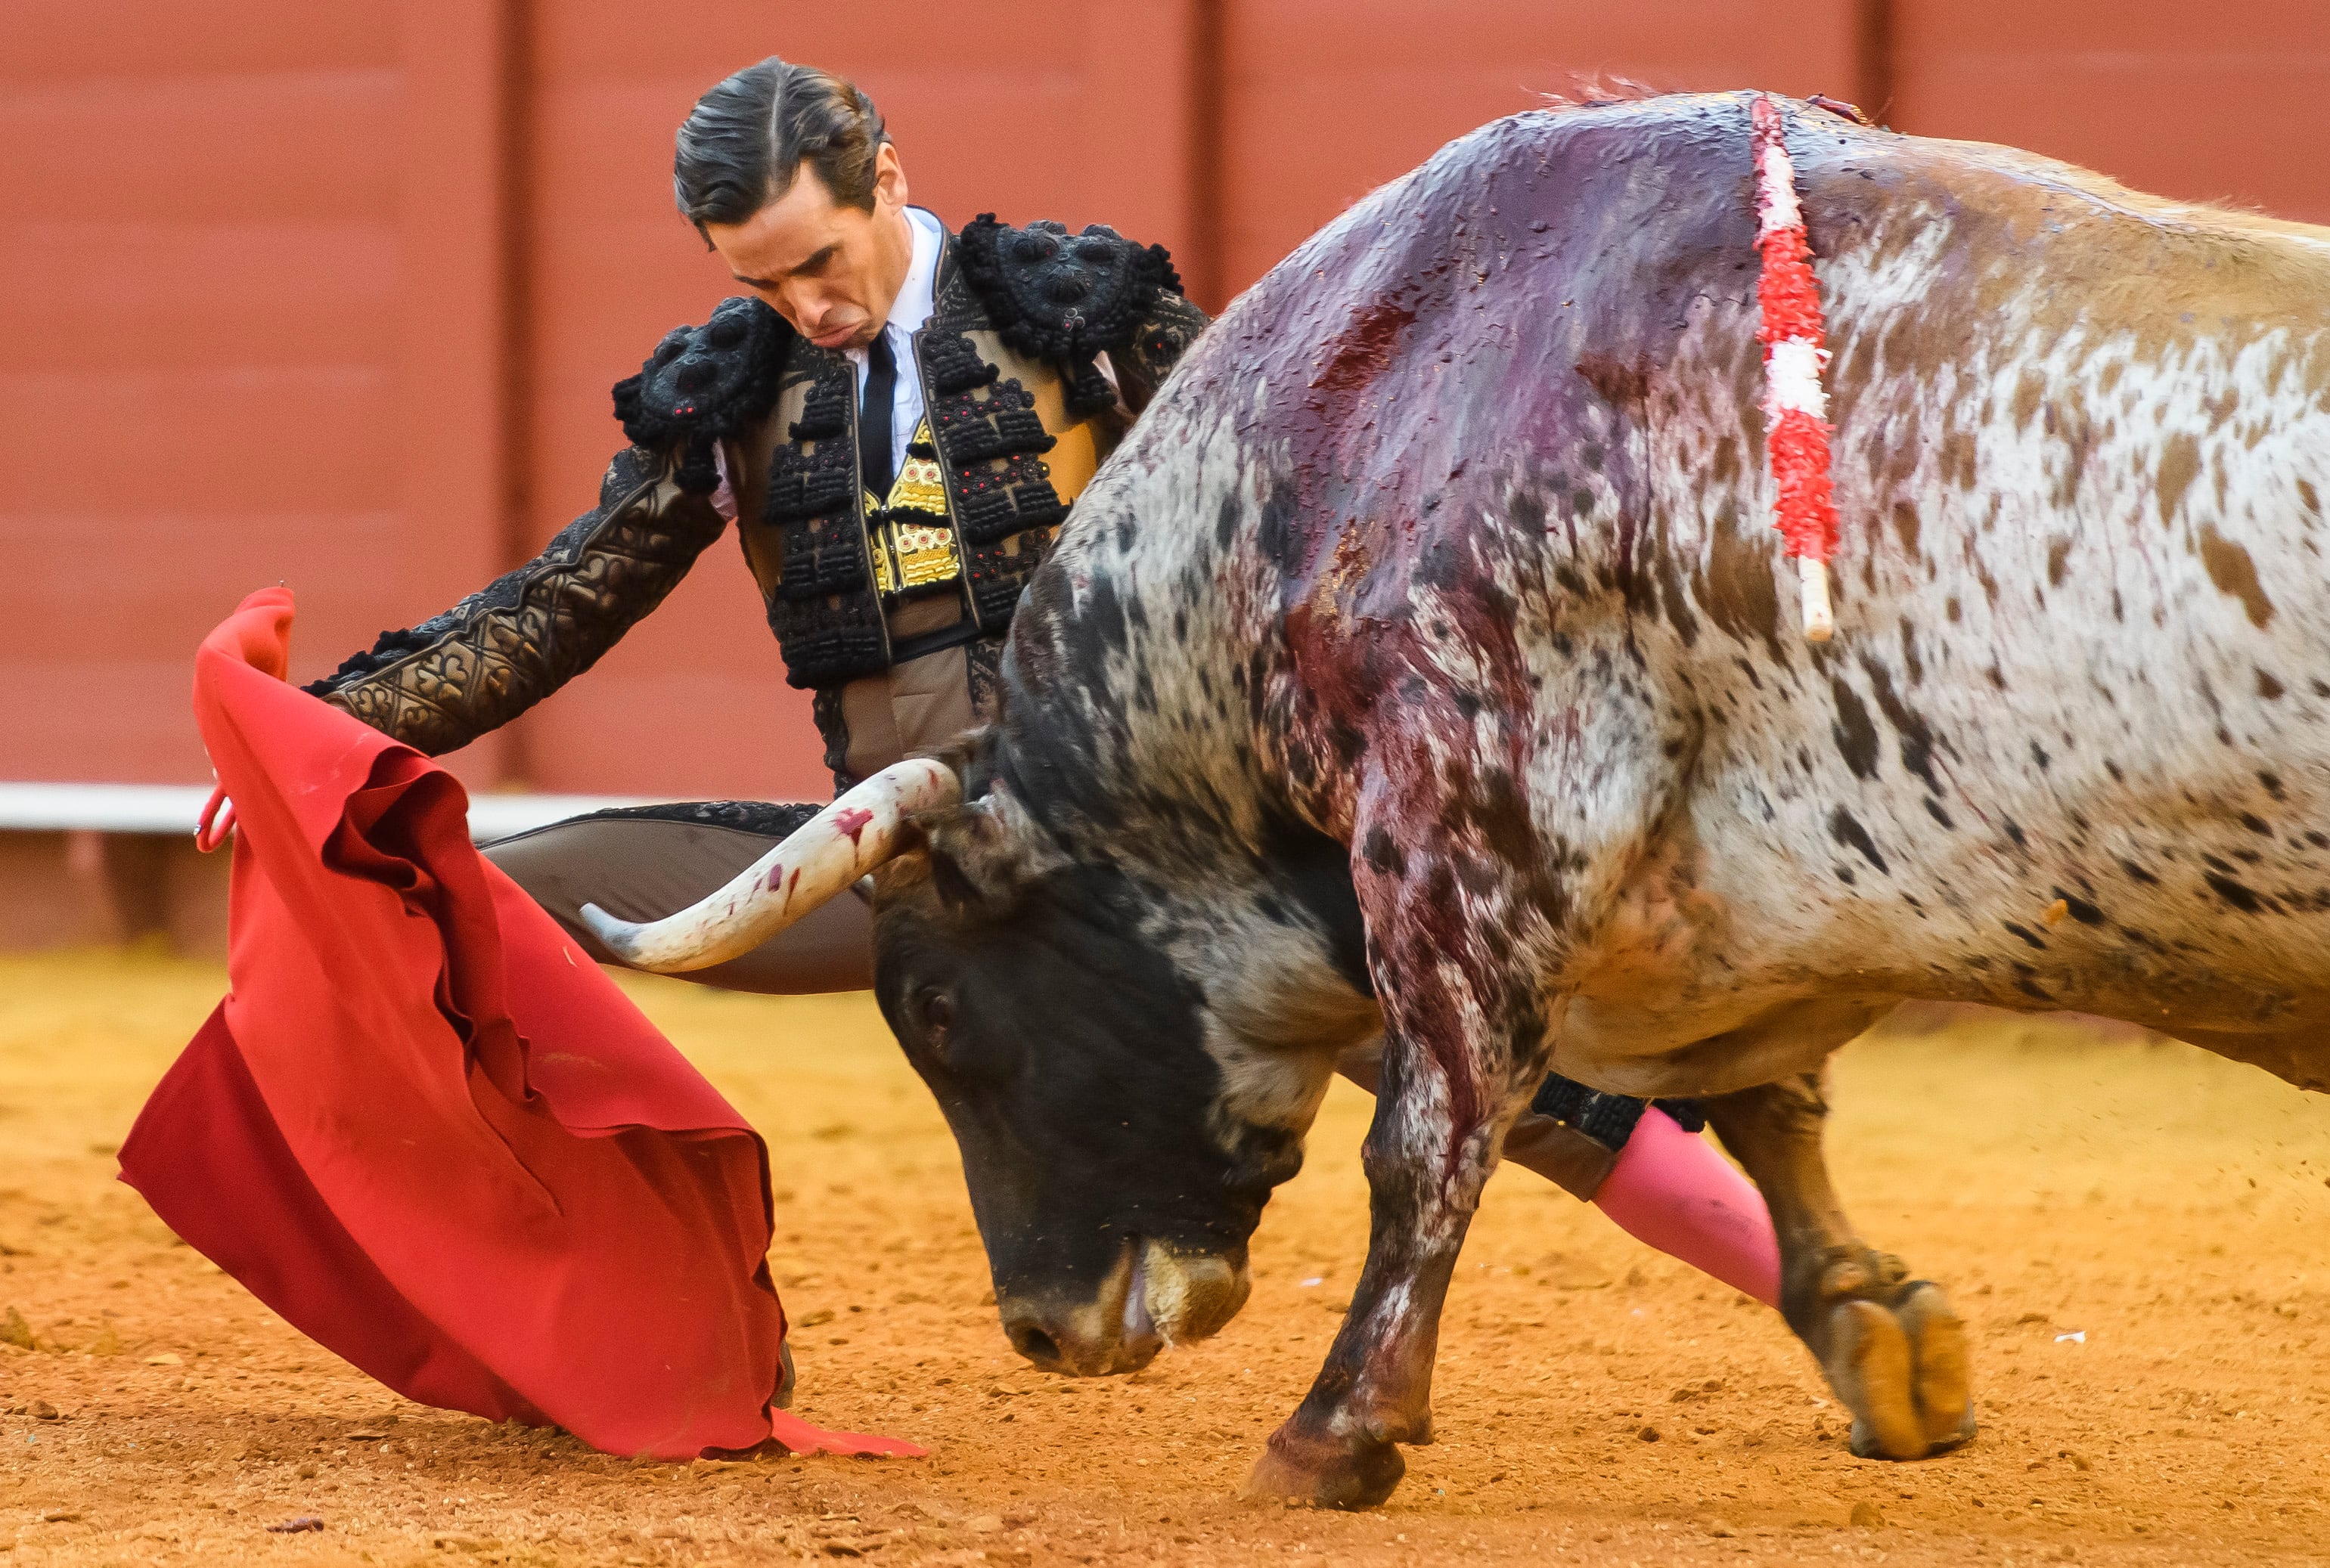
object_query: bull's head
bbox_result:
[582,760,1322,1376]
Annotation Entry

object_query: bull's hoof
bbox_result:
[1242,1424,1406,1511]
[1814,1265,1974,1460]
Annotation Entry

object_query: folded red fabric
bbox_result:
[120,587,920,1461]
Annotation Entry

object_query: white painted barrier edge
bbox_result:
[0,782,662,844]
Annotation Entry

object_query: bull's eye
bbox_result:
[918,988,957,1049]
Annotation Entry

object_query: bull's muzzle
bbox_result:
[578,758,960,971]
[997,1240,1252,1377]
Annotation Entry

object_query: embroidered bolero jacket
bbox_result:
[307,215,1210,761]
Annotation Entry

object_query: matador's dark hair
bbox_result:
[673,57,890,237]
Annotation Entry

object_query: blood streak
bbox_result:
[832,807,876,844]
[1309,300,1416,398]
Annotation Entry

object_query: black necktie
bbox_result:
[859,331,897,504]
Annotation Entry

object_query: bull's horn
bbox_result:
[577,758,960,972]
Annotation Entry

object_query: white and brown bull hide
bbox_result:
[614,91,2330,1510]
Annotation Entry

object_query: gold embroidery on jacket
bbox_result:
[870,418,961,594]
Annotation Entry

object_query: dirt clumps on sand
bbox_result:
[3,949,2327,1564]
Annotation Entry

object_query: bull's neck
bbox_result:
[988,457,1382,1057]
[988,447,1294,891]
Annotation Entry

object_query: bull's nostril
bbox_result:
[1011,1326,1060,1364]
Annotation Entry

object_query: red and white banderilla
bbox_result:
[1751,94,1840,643]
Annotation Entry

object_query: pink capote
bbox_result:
[119,587,920,1461]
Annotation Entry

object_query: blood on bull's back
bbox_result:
[1056,92,2330,1096]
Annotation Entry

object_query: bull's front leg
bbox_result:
[1702,1072,1975,1459]
[1243,1015,1522,1508]
[1243,792,1552,1509]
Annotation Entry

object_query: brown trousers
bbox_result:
[482,812,1624,1200]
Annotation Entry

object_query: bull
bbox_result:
[585,91,2330,1508]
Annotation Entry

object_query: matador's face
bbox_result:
[704,144,914,354]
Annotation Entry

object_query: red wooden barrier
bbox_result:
[3,1,2322,799]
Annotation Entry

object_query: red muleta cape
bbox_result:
[119,587,918,1461]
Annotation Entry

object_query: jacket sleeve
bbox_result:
[303,448,726,755]
[306,296,792,756]
[1109,290,1212,415]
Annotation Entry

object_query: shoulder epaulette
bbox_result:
[612,296,792,487]
[957,215,1183,363]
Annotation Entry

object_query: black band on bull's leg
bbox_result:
[1700,1072,1975,1460]
[1336,1043,1639,1200]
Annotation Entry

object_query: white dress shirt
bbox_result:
[847,205,947,480]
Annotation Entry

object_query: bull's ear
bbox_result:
[916,785,1059,916]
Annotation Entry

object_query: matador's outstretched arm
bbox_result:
[306,298,791,755]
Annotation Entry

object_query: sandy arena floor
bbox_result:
[2,947,2328,1566]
